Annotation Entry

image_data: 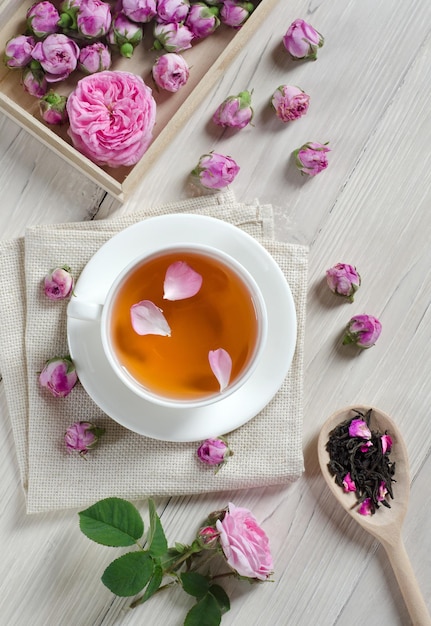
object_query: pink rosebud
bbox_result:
[342,472,356,492]
[185,2,219,39]
[156,0,190,24]
[79,41,111,74]
[39,91,68,125]
[271,85,310,122]
[64,421,105,456]
[44,265,74,298]
[122,0,157,24]
[220,0,254,28]
[153,22,194,53]
[342,314,382,349]
[152,53,189,92]
[107,12,143,58]
[31,34,80,82]
[358,497,373,516]
[39,356,78,397]
[27,1,60,37]
[212,90,253,129]
[21,64,48,97]
[216,503,273,580]
[208,348,232,392]
[283,18,324,60]
[4,35,36,69]
[192,152,240,189]
[348,418,372,440]
[197,525,220,548]
[326,263,361,302]
[293,141,330,176]
[197,437,232,472]
[76,0,112,38]
[381,434,393,455]
[67,71,156,167]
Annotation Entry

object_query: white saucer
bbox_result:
[67,214,297,441]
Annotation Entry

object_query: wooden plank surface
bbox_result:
[0,0,430,624]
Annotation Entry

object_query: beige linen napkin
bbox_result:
[0,191,308,514]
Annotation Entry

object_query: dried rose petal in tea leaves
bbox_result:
[326,408,396,515]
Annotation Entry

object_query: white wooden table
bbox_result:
[1,0,430,624]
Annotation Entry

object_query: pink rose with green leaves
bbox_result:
[107,12,143,59]
[78,41,111,74]
[26,1,60,38]
[197,437,232,467]
[185,2,220,39]
[326,263,361,302]
[64,421,105,455]
[153,22,193,52]
[122,0,157,24]
[22,64,48,97]
[293,141,330,176]
[212,90,253,129]
[4,35,35,69]
[342,314,382,349]
[76,0,112,38]
[31,33,80,82]
[192,152,240,189]
[39,356,78,397]
[271,85,309,122]
[66,70,156,168]
[44,265,73,299]
[220,0,254,28]
[39,91,68,125]
[216,503,274,580]
[156,0,190,24]
[283,19,324,60]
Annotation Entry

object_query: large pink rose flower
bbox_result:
[66,71,157,168]
[216,502,273,580]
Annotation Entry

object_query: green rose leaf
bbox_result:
[184,593,222,626]
[209,584,230,613]
[181,572,210,598]
[101,551,154,596]
[135,563,164,605]
[148,499,168,557]
[79,497,144,547]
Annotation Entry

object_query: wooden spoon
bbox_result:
[317,405,431,626]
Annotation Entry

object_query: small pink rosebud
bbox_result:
[31,34,80,83]
[39,356,78,397]
[27,1,60,38]
[293,141,330,176]
[342,314,382,349]
[39,91,68,125]
[122,0,157,24]
[381,434,393,455]
[4,35,36,69]
[153,22,194,53]
[44,265,74,299]
[156,0,190,24]
[64,421,105,456]
[21,63,48,98]
[107,12,143,59]
[326,263,361,302]
[283,18,324,61]
[76,0,112,38]
[220,0,254,28]
[358,497,373,516]
[271,85,310,122]
[212,90,253,130]
[185,2,220,39]
[152,53,189,92]
[192,152,240,189]
[348,418,372,440]
[79,42,111,74]
[197,525,220,548]
[197,437,232,470]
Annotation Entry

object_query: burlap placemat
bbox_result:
[0,191,308,513]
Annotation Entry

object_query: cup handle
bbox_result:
[67,298,103,322]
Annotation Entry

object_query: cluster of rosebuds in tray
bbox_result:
[3,0,256,119]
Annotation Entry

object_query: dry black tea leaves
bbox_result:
[326,408,395,515]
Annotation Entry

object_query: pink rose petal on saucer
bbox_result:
[208,348,232,392]
[130,300,171,336]
[163,261,203,300]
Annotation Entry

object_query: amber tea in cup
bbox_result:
[103,245,267,406]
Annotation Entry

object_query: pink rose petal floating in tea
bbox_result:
[130,300,171,336]
[163,261,203,300]
[208,348,232,392]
